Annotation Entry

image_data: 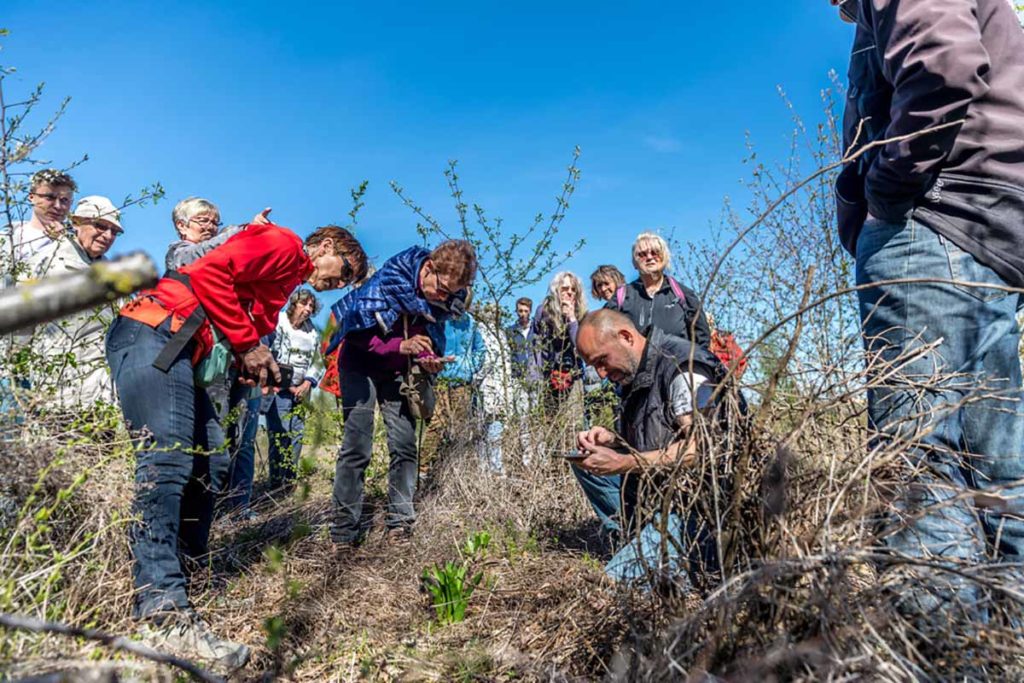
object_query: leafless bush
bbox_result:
[607,82,1024,682]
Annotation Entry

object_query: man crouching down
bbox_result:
[572,309,731,588]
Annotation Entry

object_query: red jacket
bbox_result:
[147,223,313,359]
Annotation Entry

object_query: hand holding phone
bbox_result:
[556,449,589,461]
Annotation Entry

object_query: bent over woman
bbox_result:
[106,223,366,670]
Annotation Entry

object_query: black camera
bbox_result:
[243,362,294,388]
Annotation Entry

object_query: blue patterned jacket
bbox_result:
[325,246,451,357]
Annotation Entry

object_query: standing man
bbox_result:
[505,297,533,376]
[5,169,77,275]
[27,196,123,408]
[832,0,1024,621]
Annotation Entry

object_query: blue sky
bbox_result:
[1,1,854,324]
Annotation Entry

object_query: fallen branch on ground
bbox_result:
[0,612,223,683]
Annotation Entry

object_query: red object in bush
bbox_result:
[319,311,342,398]
[710,330,748,379]
[549,369,575,393]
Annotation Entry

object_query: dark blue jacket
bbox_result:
[325,246,449,356]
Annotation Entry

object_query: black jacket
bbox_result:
[607,277,712,350]
[836,0,1024,287]
[618,328,725,525]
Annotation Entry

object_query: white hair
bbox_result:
[631,231,672,272]
[171,197,220,231]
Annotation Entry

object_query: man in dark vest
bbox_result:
[571,309,725,585]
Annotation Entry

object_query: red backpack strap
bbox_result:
[615,285,626,308]
[667,276,686,307]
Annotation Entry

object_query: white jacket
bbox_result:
[23,236,116,409]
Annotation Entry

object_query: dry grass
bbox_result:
[0,400,639,681]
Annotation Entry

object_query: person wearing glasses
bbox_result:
[106,223,367,669]
[24,196,124,409]
[606,232,710,349]
[325,239,477,548]
[4,168,77,275]
[164,197,275,518]
[165,196,273,272]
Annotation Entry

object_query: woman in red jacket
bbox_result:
[105,223,367,669]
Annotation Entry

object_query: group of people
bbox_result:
[2,0,1024,671]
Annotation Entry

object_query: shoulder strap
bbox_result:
[615,285,626,308]
[667,276,686,307]
[150,270,209,372]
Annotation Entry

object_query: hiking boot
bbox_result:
[138,610,250,672]
[385,526,413,546]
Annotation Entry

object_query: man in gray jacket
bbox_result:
[832,0,1024,622]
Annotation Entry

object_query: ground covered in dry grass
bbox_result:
[0,410,644,682]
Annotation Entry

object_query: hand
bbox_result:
[239,345,281,394]
[560,300,576,322]
[575,445,631,476]
[399,334,433,356]
[251,207,273,225]
[576,426,617,451]
[290,379,312,399]
[415,356,447,374]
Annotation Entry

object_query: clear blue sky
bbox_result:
[1,1,854,324]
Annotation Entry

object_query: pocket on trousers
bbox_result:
[941,235,1010,303]
[105,317,142,354]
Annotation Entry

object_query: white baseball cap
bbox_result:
[72,195,123,232]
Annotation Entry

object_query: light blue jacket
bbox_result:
[439,315,485,385]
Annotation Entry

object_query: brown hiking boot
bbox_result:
[137,610,250,673]
[385,527,413,546]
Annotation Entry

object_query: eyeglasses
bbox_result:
[91,222,123,236]
[434,271,456,299]
[74,218,123,236]
[188,215,222,228]
[636,249,662,259]
[31,192,73,207]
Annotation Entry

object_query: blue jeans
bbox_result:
[330,369,419,543]
[221,394,261,513]
[857,218,1024,616]
[572,465,714,585]
[265,390,306,489]
[106,316,221,619]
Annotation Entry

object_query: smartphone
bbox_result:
[244,362,294,388]
[556,449,589,461]
[274,363,295,388]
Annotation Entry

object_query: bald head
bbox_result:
[577,309,646,385]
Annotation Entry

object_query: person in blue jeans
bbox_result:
[220,386,261,516]
[570,309,726,586]
[832,0,1024,624]
[106,224,367,669]
[264,290,323,491]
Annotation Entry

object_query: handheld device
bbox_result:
[244,362,294,388]
[555,449,589,460]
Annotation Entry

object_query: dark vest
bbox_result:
[619,328,725,524]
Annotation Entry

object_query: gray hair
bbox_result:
[631,231,672,272]
[172,197,220,230]
[541,271,588,332]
